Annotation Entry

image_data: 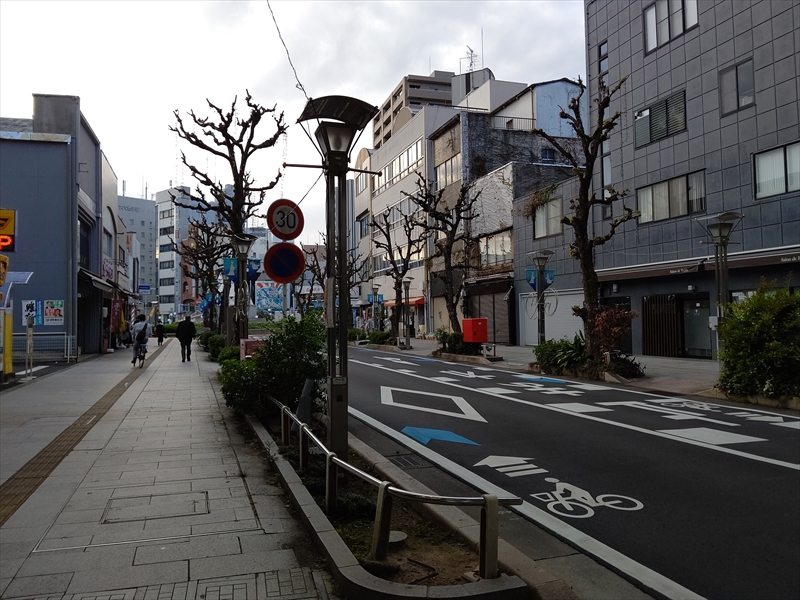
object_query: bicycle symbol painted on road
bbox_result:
[532,477,644,519]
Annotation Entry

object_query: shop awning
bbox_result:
[78,267,113,292]
[597,258,707,282]
[383,296,424,308]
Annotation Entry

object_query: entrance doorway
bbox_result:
[681,298,711,358]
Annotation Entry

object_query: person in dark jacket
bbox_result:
[176,315,197,362]
[155,320,165,346]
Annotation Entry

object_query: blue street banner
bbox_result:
[368,293,384,304]
[223,257,238,285]
[247,258,261,280]
[526,269,555,291]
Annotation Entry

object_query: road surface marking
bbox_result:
[772,421,800,429]
[549,403,614,413]
[657,427,767,445]
[476,387,521,395]
[380,386,487,422]
[352,407,705,600]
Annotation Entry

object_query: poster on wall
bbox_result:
[44,300,65,326]
[255,281,283,310]
[22,299,43,326]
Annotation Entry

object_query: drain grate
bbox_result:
[389,454,430,470]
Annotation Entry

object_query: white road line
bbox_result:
[14,365,48,375]
[350,407,705,600]
[350,358,800,471]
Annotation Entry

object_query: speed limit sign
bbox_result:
[266,199,304,241]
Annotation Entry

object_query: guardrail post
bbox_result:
[324,453,337,514]
[281,408,291,446]
[370,481,393,561]
[299,426,309,471]
[479,494,499,579]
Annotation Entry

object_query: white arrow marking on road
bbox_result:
[377,356,418,365]
[741,415,785,423]
[380,386,487,422]
[504,382,585,396]
[430,377,460,383]
[772,420,800,429]
[477,387,521,395]
[441,370,495,379]
[474,455,548,477]
[600,400,739,426]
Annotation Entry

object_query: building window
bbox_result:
[141,220,145,226]
[534,199,563,238]
[159,226,172,236]
[357,213,371,238]
[720,60,755,116]
[599,40,609,88]
[479,231,512,267]
[542,148,555,162]
[372,138,424,195]
[638,171,705,223]
[159,209,174,219]
[79,220,91,269]
[103,229,113,257]
[355,172,369,195]
[159,277,175,286]
[644,0,698,53]
[635,90,686,147]
[434,154,462,191]
[159,260,174,269]
[159,243,172,253]
[755,142,800,199]
[158,295,175,303]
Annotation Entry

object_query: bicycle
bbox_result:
[136,343,147,369]
[531,477,643,519]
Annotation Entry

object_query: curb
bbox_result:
[245,414,534,600]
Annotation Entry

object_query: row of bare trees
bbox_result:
[169,75,631,360]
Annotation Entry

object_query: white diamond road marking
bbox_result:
[380,386,487,422]
[657,427,767,445]
[551,402,614,413]
[772,420,800,429]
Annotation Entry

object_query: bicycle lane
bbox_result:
[348,352,800,600]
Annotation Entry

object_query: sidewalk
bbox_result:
[0,340,337,599]
[397,337,722,397]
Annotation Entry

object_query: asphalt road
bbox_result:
[347,347,800,600]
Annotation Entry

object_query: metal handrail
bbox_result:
[269,394,521,579]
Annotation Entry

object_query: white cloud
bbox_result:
[1,0,585,243]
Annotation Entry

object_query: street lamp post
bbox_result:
[230,233,257,345]
[403,276,413,350]
[529,250,554,345]
[698,212,743,359]
[372,283,380,330]
[297,96,378,460]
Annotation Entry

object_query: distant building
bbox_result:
[117,195,156,304]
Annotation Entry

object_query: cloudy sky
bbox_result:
[0,0,586,242]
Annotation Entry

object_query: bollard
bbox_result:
[479,494,499,578]
[370,481,394,561]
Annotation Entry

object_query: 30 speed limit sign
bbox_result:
[266,199,304,241]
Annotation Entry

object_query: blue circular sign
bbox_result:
[263,243,305,284]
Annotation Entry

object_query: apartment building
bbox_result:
[118,195,156,302]
[524,0,799,356]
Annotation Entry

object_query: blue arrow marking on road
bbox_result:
[402,427,479,446]
[517,375,566,384]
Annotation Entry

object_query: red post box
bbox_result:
[462,318,488,343]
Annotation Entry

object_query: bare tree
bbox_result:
[292,243,325,319]
[170,91,287,342]
[371,206,428,337]
[403,175,480,334]
[529,77,636,359]
[172,215,228,329]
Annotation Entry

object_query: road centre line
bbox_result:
[350,407,705,600]
[351,358,800,471]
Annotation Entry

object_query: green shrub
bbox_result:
[207,334,226,359]
[368,330,395,346]
[718,282,800,399]
[218,359,260,413]
[444,332,482,356]
[534,332,588,375]
[217,345,241,363]
[348,328,367,342]
[198,330,214,348]
[163,323,179,336]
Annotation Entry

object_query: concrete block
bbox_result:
[2,572,73,596]
[316,529,359,569]
[338,564,427,600]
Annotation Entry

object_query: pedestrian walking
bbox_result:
[130,315,151,365]
[155,320,165,346]
[176,315,197,362]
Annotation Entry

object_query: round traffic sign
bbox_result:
[263,243,305,284]
[266,199,304,241]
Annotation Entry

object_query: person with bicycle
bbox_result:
[131,314,151,365]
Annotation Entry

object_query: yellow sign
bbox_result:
[0,210,15,235]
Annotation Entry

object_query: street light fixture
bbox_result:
[230,232,257,345]
[528,250,554,345]
[403,276,413,350]
[697,211,743,359]
[298,96,378,460]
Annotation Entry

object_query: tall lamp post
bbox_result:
[403,276,413,350]
[297,96,378,459]
[230,233,257,345]
[372,283,380,330]
[529,250,554,345]
[698,211,743,359]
